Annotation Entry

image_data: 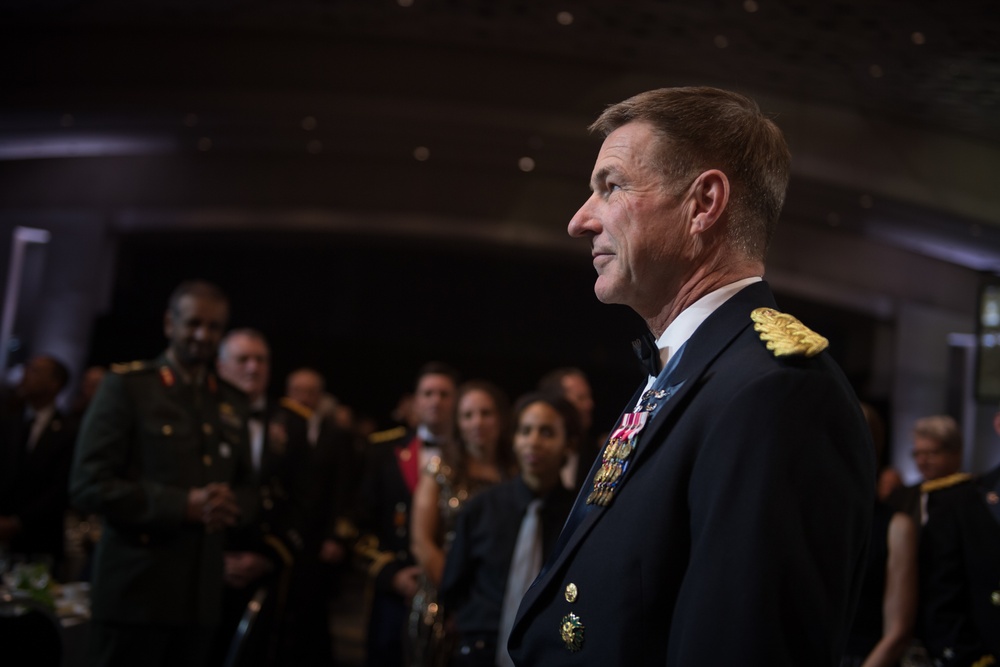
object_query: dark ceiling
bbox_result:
[1,0,999,267]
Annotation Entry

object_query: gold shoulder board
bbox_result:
[369,425,407,444]
[751,308,829,358]
[279,397,313,420]
[111,360,151,374]
[921,472,972,493]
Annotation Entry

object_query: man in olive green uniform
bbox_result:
[70,280,255,667]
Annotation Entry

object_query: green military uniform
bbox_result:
[70,354,254,654]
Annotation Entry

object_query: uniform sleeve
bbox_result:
[667,365,875,665]
[69,372,188,528]
[353,442,406,592]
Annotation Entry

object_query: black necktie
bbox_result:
[632,333,660,377]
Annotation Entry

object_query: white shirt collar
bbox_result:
[643,277,762,387]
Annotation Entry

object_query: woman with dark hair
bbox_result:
[408,380,514,666]
[441,392,580,667]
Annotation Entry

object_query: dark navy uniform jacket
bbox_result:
[509,281,875,666]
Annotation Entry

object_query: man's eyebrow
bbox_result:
[590,165,619,191]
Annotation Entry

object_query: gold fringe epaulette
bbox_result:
[972,654,996,667]
[921,472,972,493]
[279,397,313,420]
[369,425,407,444]
[751,308,829,358]
[110,360,154,374]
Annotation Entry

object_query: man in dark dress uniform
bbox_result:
[211,328,301,667]
[0,354,77,573]
[887,415,969,526]
[70,280,255,667]
[355,361,459,667]
[508,87,874,666]
[919,408,1000,666]
[272,367,355,667]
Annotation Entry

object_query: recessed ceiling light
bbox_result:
[413,146,430,161]
[301,116,318,131]
[518,157,535,172]
[556,11,574,25]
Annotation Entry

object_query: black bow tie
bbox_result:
[632,333,661,378]
[249,409,266,421]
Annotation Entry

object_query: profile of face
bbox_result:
[217,334,271,401]
[413,373,457,434]
[514,401,569,492]
[911,435,961,481]
[287,370,323,411]
[560,373,594,432]
[457,388,501,460]
[164,294,229,370]
[567,121,696,318]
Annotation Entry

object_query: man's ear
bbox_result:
[688,169,730,235]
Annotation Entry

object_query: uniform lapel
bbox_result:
[514,281,776,625]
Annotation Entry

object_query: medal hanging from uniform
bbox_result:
[587,387,667,507]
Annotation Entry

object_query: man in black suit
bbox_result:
[355,361,458,667]
[0,354,76,573]
[212,328,300,667]
[271,366,354,667]
[919,408,1000,666]
[887,415,969,526]
[508,87,874,666]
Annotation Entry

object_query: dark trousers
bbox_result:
[87,620,215,667]
[366,591,407,667]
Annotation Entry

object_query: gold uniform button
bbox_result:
[565,583,578,603]
[202,423,213,435]
[991,591,1000,607]
[203,454,213,466]
[162,425,173,436]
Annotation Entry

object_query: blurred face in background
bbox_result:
[164,294,228,371]
[217,333,270,402]
[514,401,569,492]
[457,388,501,460]
[560,373,594,432]
[911,435,961,481]
[287,370,324,411]
[414,373,456,435]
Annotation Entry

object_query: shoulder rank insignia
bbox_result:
[751,307,828,358]
[279,396,313,420]
[369,425,407,444]
[111,360,151,374]
[921,472,972,493]
[159,366,175,387]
